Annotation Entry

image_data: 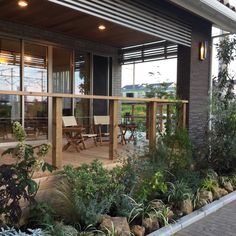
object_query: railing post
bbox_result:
[181,103,187,129]
[52,97,62,168]
[148,101,157,153]
[166,104,171,133]
[159,105,163,132]
[109,99,118,160]
[146,103,150,139]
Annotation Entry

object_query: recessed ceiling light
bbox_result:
[18,0,28,7]
[98,25,106,31]
[25,56,32,62]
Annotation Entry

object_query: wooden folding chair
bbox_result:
[62,116,97,152]
[94,116,110,145]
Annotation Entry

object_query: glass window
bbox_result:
[0,38,21,142]
[74,52,90,126]
[53,47,72,115]
[24,42,48,140]
[74,52,90,95]
[0,38,21,91]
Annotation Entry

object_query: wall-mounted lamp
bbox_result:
[18,0,28,7]
[199,41,207,61]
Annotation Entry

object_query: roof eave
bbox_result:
[169,0,236,33]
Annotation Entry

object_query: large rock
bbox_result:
[131,225,145,236]
[167,209,174,221]
[199,190,213,203]
[213,187,228,200]
[100,215,130,236]
[142,217,159,233]
[180,199,193,215]
[149,200,165,210]
[224,182,234,193]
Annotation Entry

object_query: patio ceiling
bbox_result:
[0,0,159,48]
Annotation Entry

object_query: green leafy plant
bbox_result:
[152,128,192,174]
[175,170,201,193]
[0,227,47,236]
[53,161,125,227]
[192,188,208,209]
[0,122,55,226]
[201,178,218,192]
[47,222,78,236]
[206,36,236,173]
[229,175,236,189]
[126,196,169,228]
[135,171,168,202]
[167,180,192,209]
[28,201,55,228]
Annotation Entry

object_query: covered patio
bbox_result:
[0,0,220,170]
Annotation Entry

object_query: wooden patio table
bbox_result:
[62,127,86,152]
[118,123,138,145]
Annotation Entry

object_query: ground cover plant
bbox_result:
[1,37,236,235]
[0,122,54,228]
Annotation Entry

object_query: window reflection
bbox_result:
[74,52,90,126]
[53,47,72,115]
[24,43,48,140]
[0,38,21,142]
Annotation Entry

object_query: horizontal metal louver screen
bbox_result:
[120,40,178,65]
[48,0,192,47]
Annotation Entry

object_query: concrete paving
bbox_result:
[175,200,236,236]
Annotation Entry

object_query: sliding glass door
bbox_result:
[0,38,21,142]
[53,47,73,116]
[24,42,48,140]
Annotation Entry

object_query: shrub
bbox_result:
[135,170,168,202]
[206,36,236,173]
[0,122,54,226]
[229,175,236,189]
[167,180,192,209]
[151,128,192,174]
[201,178,218,192]
[110,156,144,195]
[47,222,78,236]
[175,169,201,193]
[28,201,55,228]
[53,161,125,227]
[0,227,47,236]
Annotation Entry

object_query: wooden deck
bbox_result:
[0,139,137,172]
[0,140,140,201]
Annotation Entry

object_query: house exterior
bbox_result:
[122,83,176,98]
[0,0,236,150]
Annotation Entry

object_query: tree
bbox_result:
[145,83,176,99]
[207,36,236,173]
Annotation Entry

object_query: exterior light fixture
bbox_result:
[98,25,106,31]
[199,41,207,61]
[18,0,28,7]
[25,56,32,62]
[0,58,7,64]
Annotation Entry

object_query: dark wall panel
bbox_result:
[177,17,212,148]
[93,55,109,116]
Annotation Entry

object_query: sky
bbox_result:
[230,0,236,6]
[122,0,236,87]
[121,59,177,87]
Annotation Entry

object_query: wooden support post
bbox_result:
[166,104,171,133]
[148,102,157,153]
[181,103,187,129]
[109,100,118,160]
[131,104,135,123]
[159,105,163,132]
[52,97,62,168]
[146,103,150,139]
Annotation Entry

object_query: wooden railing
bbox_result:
[0,90,188,168]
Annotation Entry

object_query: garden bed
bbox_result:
[147,190,236,236]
